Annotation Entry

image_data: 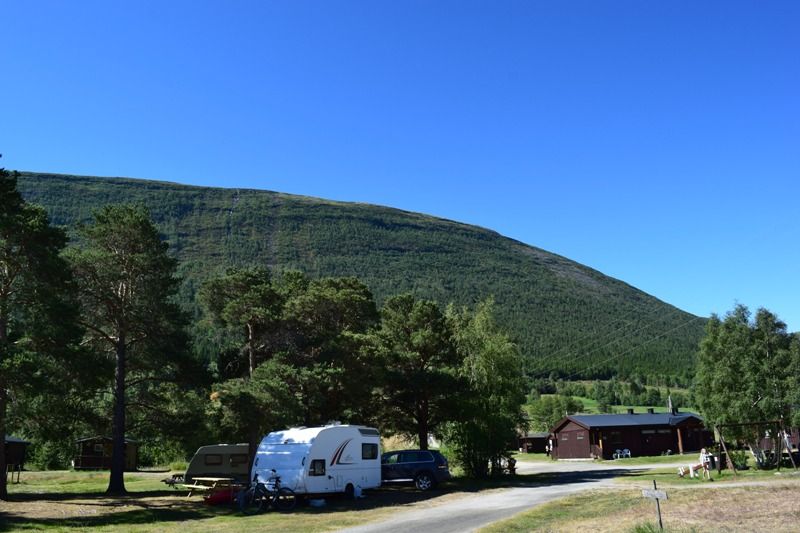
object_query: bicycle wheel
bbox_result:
[239,486,268,514]
[273,487,297,512]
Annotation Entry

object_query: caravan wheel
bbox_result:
[344,483,355,500]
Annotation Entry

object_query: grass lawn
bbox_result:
[481,480,800,532]
[511,452,551,462]
[599,454,698,466]
[0,469,542,532]
[0,471,406,532]
[574,395,599,412]
[614,464,800,486]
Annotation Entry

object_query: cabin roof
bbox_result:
[522,432,550,439]
[553,412,703,432]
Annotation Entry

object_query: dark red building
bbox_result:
[551,410,712,459]
[518,432,549,453]
[73,436,139,471]
[4,435,30,469]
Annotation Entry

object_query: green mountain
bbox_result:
[17,171,705,381]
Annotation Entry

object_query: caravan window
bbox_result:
[229,454,248,467]
[362,443,378,460]
[309,459,326,476]
[205,454,223,466]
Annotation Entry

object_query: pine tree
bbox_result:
[67,204,187,495]
[374,294,460,449]
[0,166,78,500]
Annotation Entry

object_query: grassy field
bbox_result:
[6,467,796,531]
[0,471,406,532]
[569,396,694,415]
[0,469,548,532]
[615,464,800,485]
[481,481,800,532]
[511,452,551,462]
[598,454,700,466]
[574,395,599,412]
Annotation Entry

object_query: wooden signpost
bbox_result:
[642,480,668,530]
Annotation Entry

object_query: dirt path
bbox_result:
[340,462,629,533]
[338,461,800,533]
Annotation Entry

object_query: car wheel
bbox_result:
[415,472,435,491]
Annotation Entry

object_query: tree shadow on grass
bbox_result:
[0,487,444,531]
[0,469,651,530]
[0,492,232,532]
[4,489,180,503]
[0,505,222,532]
[446,468,645,492]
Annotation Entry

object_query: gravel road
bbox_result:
[339,460,682,533]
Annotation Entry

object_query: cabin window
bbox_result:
[576,432,585,440]
[229,454,248,466]
[205,454,223,466]
[561,433,569,441]
[609,431,623,444]
[641,430,656,435]
[657,429,672,435]
[93,444,104,453]
[362,443,378,460]
[309,459,326,476]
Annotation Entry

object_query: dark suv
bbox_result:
[381,449,451,490]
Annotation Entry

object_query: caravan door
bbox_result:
[304,456,334,493]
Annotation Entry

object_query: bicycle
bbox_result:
[239,470,297,513]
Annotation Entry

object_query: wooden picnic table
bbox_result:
[182,477,245,499]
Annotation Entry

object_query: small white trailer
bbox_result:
[251,424,381,497]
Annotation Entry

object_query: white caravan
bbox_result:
[250,424,381,496]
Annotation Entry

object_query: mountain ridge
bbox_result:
[16,170,704,381]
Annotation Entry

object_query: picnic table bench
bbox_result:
[181,477,244,500]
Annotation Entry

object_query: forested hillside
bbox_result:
[17,172,704,380]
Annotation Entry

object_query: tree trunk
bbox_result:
[247,322,255,377]
[0,379,7,501]
[417,400,429,450]
[0,313,8,500]
[106,337,127,495]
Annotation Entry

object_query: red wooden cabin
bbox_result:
[551,409,712,459]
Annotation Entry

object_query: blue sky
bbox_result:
[3,1,798,331]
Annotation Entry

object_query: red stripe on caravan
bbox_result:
[331,441,346,464]
[331,439,353,465]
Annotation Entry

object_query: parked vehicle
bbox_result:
[163,443,250,486]
[251,424,381,497]
[381,449,451,490]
